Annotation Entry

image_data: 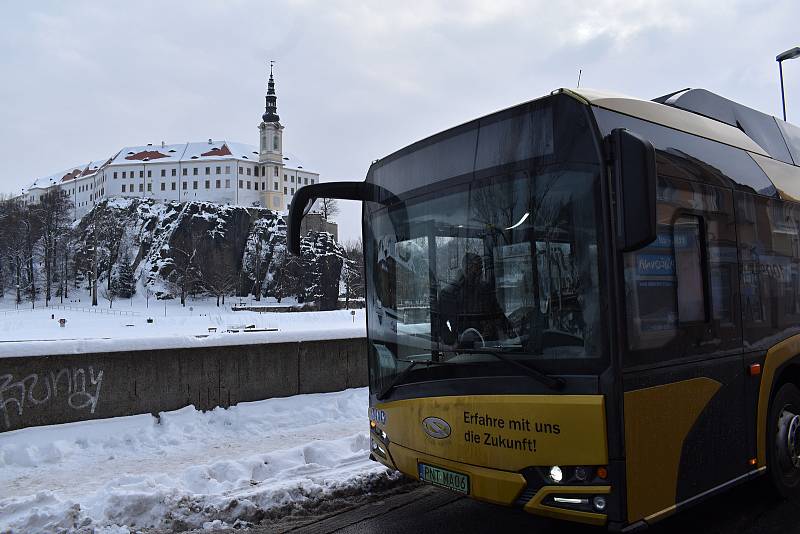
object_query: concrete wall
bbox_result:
[0,337,367,433]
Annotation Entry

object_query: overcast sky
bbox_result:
[0,0,797,242]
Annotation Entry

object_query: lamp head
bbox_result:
[777,47,800,62]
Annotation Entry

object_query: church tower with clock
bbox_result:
[259,62,285,209]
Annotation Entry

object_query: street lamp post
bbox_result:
[777,47,800,121]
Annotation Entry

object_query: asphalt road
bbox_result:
[246,476,800,534]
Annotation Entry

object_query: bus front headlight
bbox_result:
[593,496,607,511]
[548,465,563,484]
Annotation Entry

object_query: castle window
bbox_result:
[239,180,243,189]
[246,168,252,176]
[254,167,259,177]
[216,166,221,175]
[161,183,166,191]
[171,182,176,191]
[193,181,198,190]
[182,168,187,176]
[225,166,231,174]
[274,182,278,190]
[274,167,278,177]
[284,187,287,194]
[182,182,187,190]
[147,170,152,178]
[310,179,315,184]
[247,181,251,190]
[225,179,230,188]
[254,182,259,191]
[193,168,198,176]
[113,172,118,179]
[205,180,210,189]
[161,169,166,177]
[122,171,126,178]
[147,183,152,192]
[216,179,221,188]
[205,167,210,175]
[172,169,177,176]
[239,166,243,174]
[273,135,279,150]
[139,183,143,192]
[122,184,126,192]
[139,171,144,178]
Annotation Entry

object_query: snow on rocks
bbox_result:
[0,388,397,533]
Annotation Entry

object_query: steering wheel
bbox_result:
[459,327,486,348]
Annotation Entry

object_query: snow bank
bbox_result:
[0,388,396,533]
[0,308,366,358]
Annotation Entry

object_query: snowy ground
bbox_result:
[0,388,398,534]
[0,293,365,357]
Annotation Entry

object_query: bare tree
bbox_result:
[94,206,126,292]
[99,283,115,308]
[166,246,200,306]
[35,190,72,307]
[265,247,302,304]
[21,203,40,308]
[316,198,340,222]
[0,200,27,303]
[341,239,365,309]
[201,271,237,307]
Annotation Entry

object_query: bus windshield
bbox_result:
[366,163,604,391]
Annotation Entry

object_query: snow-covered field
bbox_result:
[0,294,365,357]
[0,388,396,533]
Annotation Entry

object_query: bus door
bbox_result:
[620,175,746,523]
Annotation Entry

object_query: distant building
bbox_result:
[290,212,339,241]
[18,67,327,226]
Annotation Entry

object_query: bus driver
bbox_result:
[438,252,513,348]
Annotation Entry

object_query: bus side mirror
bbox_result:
[287,181,405,256]
[287,182,368,255]
[610,128,657,252]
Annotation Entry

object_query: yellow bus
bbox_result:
[287,87,800,530]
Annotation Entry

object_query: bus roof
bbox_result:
[561,88,770,157]
[368,87,800,200]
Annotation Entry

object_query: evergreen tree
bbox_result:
[114,253,136,298]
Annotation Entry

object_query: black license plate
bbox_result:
[418,463,470,494]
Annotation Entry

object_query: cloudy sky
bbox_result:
[0,0,797,241]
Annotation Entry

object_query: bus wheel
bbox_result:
[768,383,800,498]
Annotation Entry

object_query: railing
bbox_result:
[50,304,141,317]
[0,308,39,316]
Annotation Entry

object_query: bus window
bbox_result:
[738,192,800,348]
[674,215,706,323]
[624,176,740,365]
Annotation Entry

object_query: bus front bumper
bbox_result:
[373,439,611,526]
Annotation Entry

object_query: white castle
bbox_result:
[17,67,318,220]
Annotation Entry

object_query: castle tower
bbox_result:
[259,62,285,209]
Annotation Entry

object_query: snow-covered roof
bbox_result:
[108,140,264,165]
[106,141,316,172]
[21,140,318,195]
[110,142,187,165]
[24,158,109,191]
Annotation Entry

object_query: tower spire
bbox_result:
[262,60,280,123]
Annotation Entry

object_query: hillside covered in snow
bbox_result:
[0,196,349,310]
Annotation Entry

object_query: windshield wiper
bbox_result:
[376,359,451,400]
[447,347,565,391]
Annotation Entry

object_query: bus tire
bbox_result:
[768,382,800,498]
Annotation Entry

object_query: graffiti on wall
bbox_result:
[0,367,104,429]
